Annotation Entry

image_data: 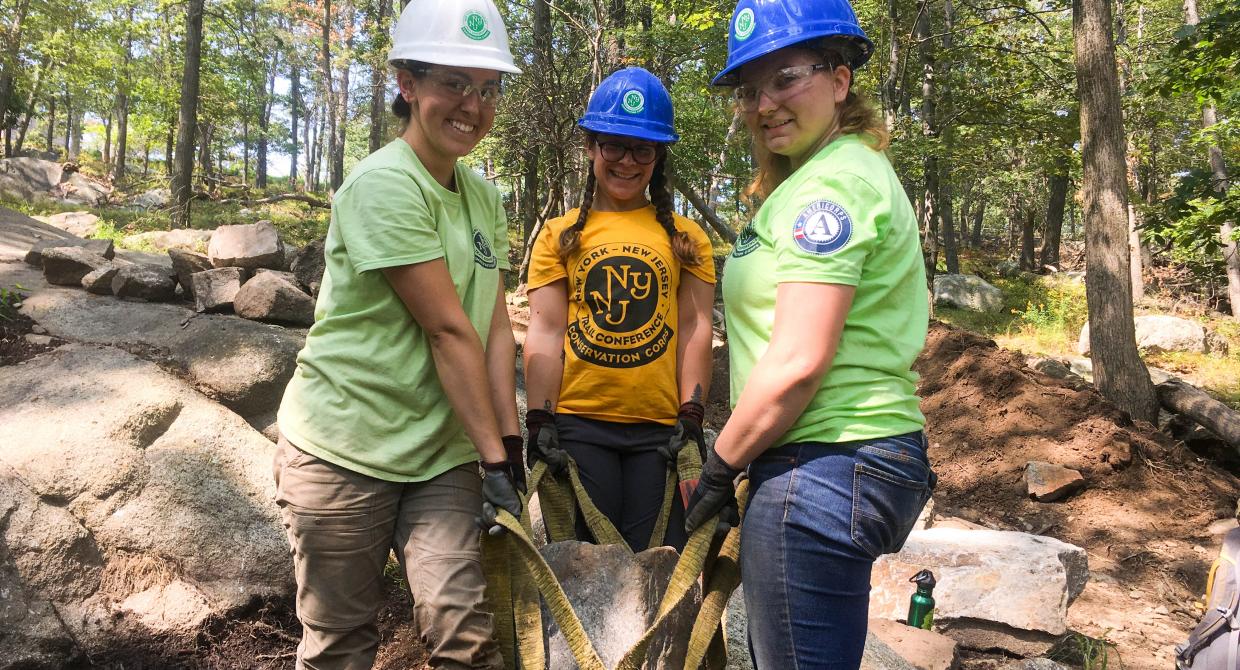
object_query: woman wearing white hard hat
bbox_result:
[273,0,523,667]
[683,0,936,667]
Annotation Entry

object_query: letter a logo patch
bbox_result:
[792,200,852,255]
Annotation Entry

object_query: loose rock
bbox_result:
[81,264,122,294]
[1079,314,1207,355]
[112,264,177,302]
[234,272,315,326]
[1025,461,1086,502]
[867,618,959,670]
[253,268,300,286]
[870,528,1089,635]
[130,187,171,209]
[290,238,326,296]
[168,249,213,300]
[193,267,246,313]
[40,246,115,286]
[33,211,100,237]
[25,238,115,267]
[208,220,285,271]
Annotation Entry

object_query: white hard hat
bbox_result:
[388,0,522,74]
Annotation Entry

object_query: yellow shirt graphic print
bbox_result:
[528,206,714,424]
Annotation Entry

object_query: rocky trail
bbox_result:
[3,203,1239,669]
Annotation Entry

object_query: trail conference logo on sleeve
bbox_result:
[732,222,760,258]
[472,230,497,269]
[792,200,852,255]
[567,242,673,369]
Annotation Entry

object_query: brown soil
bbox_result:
[0,310,60,365]
[73,319,1240,668]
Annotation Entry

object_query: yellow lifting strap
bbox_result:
[483,446,748,670]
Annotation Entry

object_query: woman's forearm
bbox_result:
[676,276,716,405]
[486,278,520,436]
[427,324,507,463]
[523,283,569,413]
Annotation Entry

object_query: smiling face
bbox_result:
[738,47,851,166]
[398,66,500,184]
[586,134,662,211]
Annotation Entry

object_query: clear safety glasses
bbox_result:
[423,71,504,108]
[733,63,831,112]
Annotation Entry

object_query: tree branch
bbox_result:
[668,172,738,244]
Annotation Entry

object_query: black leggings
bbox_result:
[556,414,688,552]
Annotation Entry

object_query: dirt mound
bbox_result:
[916,321,1240,668]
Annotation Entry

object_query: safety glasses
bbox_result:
[734,63,830,112]
[423,71,504,108]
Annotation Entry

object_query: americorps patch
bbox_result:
[792,200,852,255]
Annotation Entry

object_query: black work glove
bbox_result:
[502,435,527,494]
[479,465,523,536]
[684,446,743,533]
[525,409,570,476]
[658,401,706,464]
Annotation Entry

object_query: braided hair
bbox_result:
[558,137,700,267]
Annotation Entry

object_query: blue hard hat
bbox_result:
[712,0,874,86]
[578,67,679,144]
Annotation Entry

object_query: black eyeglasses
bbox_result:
[595,140,660,165]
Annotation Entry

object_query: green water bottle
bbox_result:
[906,569,936,630]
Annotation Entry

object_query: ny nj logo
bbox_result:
[589,263,652,327]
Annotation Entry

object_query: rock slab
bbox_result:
[33,211,100,237]
[234,272,315,326]
[867,618,959,670]
[0,344,291,665]
[869,528,1088,635]
[39,246,114,286]
[932,274,1004,313]
[208,220,284,271]
[540,541,699,670]
[81,264,122,294]
[168,249,213,300]
[193,267,246,313]
[25,238,115,267]
[291,238,326,296]
[1024,461,1086,502]
[112,263,177,301]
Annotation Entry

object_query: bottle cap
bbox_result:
[909,569,937,590]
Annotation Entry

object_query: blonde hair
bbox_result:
[744,47,889,201]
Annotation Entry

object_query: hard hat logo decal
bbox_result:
[462,10,491,41]
[621,90,646,114]
[734,8,756,40]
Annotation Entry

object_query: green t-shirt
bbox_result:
[277,139,510,482]
[722,134,928,446]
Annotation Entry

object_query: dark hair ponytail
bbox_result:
[558,163,595,263]
[650,155,701,267]
[390,61,429,122]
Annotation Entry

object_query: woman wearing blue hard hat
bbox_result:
[273,0,524,667]
[683,0,936,667]
[523,67,716,552]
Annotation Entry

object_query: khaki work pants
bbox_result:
[273,436,503,670]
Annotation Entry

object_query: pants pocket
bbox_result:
[850,445,934,559]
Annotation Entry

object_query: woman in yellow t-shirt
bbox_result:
[524,67,716,552]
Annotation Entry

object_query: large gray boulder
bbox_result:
[32,211,100,237]
[208,220,285,271]
[869,528,1088,635]
[235,272,315,326]
[932,274,1005,313]
[20,288,305,417]
[52,172,111,206]
[291,238,326,296]
[130,187,171,209]
[1078,314,1207,355]
[0,344,291,665]
[168,249,213,300]
[111,263,177,302]
[39,247,114,286]
[0,157,63,201]
[539,541,700,670]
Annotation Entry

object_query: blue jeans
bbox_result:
[741,432,936,670]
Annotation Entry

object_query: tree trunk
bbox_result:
[172,0,206,229]
[103,113,113,168]
[916,0,939,282]
[670,172,738,243]
[938,0,958,274]
[1157,380,1240,449]
[970,201,984,247]
[521,149,538,248]
[14,54,49,155]
[258,52,276,189]
[1073,0,1158,423]
[320,0,341,190]
[1183,0,1239,318]
[290,62,302,189]
[113,6,133,184]
[368,0,391,154]
[0,0,32,157]
[882,0,901,129]
[1040,156,1069,269]
[63,93,72,159]
[1020,206,1037,270]
[45,94,55,154]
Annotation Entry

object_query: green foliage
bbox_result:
[1010,277,1089,338]
[0,286,25,322]
[1050,630,1122,670]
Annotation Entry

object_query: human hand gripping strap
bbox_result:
[684,445,743,533]
[479,466,523,536]
[657,401,706,464]
[525,409,570,476]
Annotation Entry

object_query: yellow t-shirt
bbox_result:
[528,205,715,425]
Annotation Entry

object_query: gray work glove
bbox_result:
[525,409,570,476]
[684,446,742,533]
[479,466,523,536]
